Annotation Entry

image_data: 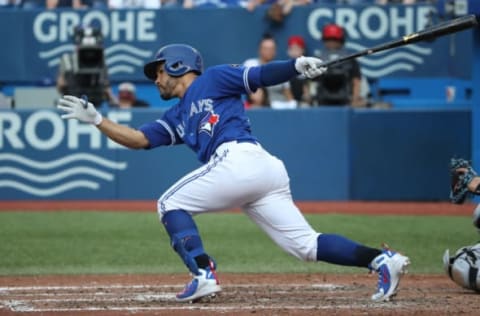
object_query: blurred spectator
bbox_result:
[246,0,310,13]
[183,0,239,8]
[244,87,269,109]
[243,33,296,109]
[312,23,366,107]
[56,25,113,107]
[111,82,149,108]
[243,33,275,67]
[108,0,161,8]
[375,0,417,4]
[0,89,13,109]
[0,0,22,8]
[264,0,292,27]
[0,0,49,8]
[246,0,311,29]
[47,0,88,8]
[337,0,376,4]
[161,0,178,7]
[286,35,312,107]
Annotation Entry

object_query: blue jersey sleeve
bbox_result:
[138,107,183,148]
[205,64,262,96]
[205,61,297,96]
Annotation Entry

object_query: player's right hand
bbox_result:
[294,56,327,79]
[57,95,103,125]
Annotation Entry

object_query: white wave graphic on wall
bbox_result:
[0,153,127,197]
[345,41,432,78]
[38,43,153,75]
[104,44,152,58]
[358,52,423,67]
[360,63,415,78]
[107,65,136,74]
[39,44,76,59]
[105,44,153,75]
[0,166,114,183]
[346,42,432,56]
[0,153,126,169]
[0,180,99,197]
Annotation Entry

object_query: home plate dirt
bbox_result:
[0,273,477,315]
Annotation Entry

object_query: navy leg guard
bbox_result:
[162,210,207,275]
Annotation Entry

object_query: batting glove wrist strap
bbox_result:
[294,56,328,79]
[93,111,103,126]
[57,95,103,126]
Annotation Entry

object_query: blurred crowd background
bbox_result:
[0,0,473,110]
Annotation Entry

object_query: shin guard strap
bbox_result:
[171,229,205,275]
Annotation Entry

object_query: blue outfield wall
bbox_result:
[0,108,470,201]
[349,109,471,200]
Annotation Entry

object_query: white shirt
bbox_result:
[108,0,161,8]
[0,0,21,5]
[242,57,295,109]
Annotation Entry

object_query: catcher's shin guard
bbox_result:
[443,243,480,292]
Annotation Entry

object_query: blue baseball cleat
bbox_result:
[370,246,410,302]
[176,262,221,303]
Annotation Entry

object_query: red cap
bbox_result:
[288,35,305,49]
[322,24,345,41]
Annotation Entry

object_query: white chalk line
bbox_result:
[0,283,341,292]
[0,282,384,313]
[2,303,402,313]
[2,294,176,304]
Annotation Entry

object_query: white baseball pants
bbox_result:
[158,141,320,261]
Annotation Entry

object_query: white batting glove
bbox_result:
[294,56,327,79]
[57,95,103,125]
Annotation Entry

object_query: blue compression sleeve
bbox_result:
[259,59,298,87]
[316,234,381,267]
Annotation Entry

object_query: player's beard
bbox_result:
[158,77,177,100]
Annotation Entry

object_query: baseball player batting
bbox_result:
[57,44,410,303]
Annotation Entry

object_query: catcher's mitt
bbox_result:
[450,158,478,204]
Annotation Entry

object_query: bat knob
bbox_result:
[81,95,89,109]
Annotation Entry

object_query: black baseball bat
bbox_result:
[319,14,478,68]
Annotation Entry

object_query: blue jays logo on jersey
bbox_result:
[199,112,220,136]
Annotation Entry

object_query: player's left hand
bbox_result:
[294,56,327,79]
[57,95,103,125]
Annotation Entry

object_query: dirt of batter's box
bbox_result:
[0,273,478,315]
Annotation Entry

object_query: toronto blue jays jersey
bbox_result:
[139,64,262,163]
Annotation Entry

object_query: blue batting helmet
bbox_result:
[143,44,203,80]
